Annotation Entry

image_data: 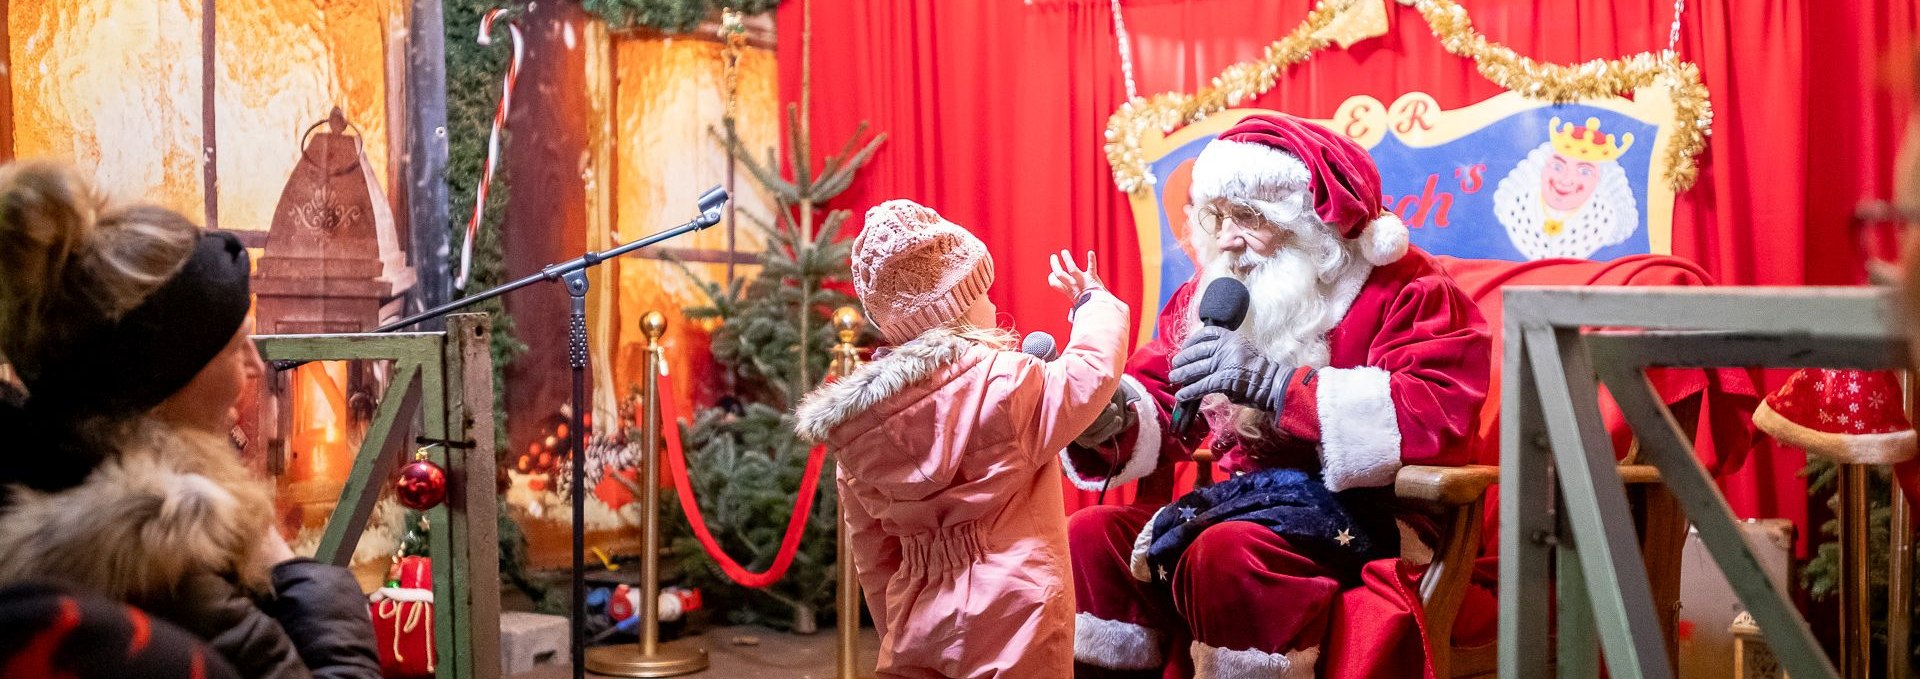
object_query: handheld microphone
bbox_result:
[1021,331,1060,362]
[1168,278,1251,437]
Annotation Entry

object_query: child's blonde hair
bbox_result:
[937,320,1019,352]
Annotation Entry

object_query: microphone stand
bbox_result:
[275,185,728,679]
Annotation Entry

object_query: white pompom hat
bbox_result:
[1187,113,1408,266]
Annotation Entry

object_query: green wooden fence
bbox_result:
[256,313,500,679]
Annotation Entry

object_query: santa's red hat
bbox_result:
[1753,368,1916,464]
[1188,113,1408,266]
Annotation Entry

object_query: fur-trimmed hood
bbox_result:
[0,419,276,603]
[793,327,978,443]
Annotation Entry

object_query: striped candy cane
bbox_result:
[457,8,525,291]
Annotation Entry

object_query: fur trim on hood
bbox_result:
[793,327,977,443]
[0,419,277,602]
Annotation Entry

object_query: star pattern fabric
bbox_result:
[1755,368,1917,466]
[1764,369,1908,437]
[1138,468,1391,586]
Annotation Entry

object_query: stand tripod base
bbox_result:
[584,645,709,677]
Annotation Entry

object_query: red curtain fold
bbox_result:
[779,0,1918,533]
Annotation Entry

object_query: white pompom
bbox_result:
[1357,213,1409,265]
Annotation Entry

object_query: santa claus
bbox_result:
[1493,116,1640,261]
[1063,114,1490,678]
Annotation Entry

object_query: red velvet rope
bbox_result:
[657,369,826,589]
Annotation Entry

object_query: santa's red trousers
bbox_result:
[1070,505,1338,678]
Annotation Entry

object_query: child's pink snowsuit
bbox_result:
[795,292,1129,678]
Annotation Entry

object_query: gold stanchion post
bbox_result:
[1894,372,1918,679]
[586,312,709,677]
[1842,461,1873,679]
[830,307,873,679]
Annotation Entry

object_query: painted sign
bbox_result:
[1126,89,1682,343]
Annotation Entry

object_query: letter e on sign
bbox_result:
[1333,95,1388,149]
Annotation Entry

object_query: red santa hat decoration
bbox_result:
[1753,369,1916,464]
[1188,113,1409,266]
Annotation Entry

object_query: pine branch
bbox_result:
[811,131,887,202]
[711,124,800,202]
[786,104,813,192]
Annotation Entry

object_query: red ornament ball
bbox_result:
[396,458,448,510]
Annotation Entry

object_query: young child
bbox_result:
[794,199,1129,677]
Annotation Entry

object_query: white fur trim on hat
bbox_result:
[1358,212,1409,265]
[1061,375,1163,492]
[1754,400,1918,464]
[1317,366,1402,491]
[1189,139,1312,207]
[1075,613,1166,670]
[1191,641,1319,679]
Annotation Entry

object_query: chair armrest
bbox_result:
[1395,465,1499,506]
[1619,464,1661,485]
[1396,464,1662,506]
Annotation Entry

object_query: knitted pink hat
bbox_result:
[852,200,995,344]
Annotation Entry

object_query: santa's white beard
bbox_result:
[1187,223,1373,437]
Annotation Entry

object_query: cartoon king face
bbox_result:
[1494,116,1641,260]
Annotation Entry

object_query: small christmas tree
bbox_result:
[660,100,883,630]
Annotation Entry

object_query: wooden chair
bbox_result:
[1396,254,1729,678]
[1396,462,1689,679]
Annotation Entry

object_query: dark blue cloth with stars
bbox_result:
[1141,467,1397,586]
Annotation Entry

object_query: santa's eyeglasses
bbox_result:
[1854,200,1920,285]
[1195,201,1278,237]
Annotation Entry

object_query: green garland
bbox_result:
[445,0,543,608]
[580,0,780,34]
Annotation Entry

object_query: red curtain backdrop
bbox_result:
[778,0,1919,534]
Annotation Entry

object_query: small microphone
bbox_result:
[1169,278,1251,437]
[1021,331,1060,362]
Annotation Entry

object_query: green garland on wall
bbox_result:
[580,0,779,33]
[444,0,546,609]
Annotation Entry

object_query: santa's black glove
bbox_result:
[1073,377,1143,449]
[1168,326,1291,414]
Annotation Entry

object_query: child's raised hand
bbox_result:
[1048,249,1106,300]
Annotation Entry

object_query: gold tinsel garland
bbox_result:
[1104,0,1713,196]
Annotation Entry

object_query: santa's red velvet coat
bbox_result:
[1064,246,1490,678]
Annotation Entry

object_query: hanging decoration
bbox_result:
[719,8,748,285]
[720,9,746,121]
[1103,0,1712,196]
[455,7,525,291]
[1308,0,1390,48]
[1108,0,1138,101]
[396,447,450,511]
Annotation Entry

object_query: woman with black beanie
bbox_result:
[0,160,381,678]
